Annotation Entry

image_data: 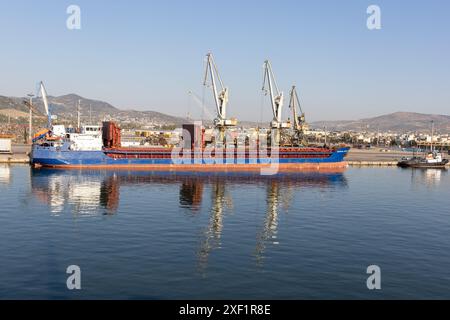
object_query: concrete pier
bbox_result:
[346,148,449,167]
[0,144,31,164]
[0,154,30,164]
[347,161,399,167]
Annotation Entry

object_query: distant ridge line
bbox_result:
[1,94,449,132]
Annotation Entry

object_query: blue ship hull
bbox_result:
[31,144,349,170]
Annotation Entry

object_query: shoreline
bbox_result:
[0,154,29,164]
[2,145,449,167]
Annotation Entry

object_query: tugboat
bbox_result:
[397,151,449,169]
[397,121,448,169]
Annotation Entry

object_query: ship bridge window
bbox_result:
[85,127,100,132]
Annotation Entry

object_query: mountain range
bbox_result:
[1,94,449,133]
[310,112,450,133]
[0,94,186,126]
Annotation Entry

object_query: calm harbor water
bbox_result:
[0,164,450,299]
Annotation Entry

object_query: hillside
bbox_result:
[0,94,185,126]
[2,94,449,133]
[45,94,119,117]
[0,96,29,113]
[0,108,30,118]
[311,112,450,133]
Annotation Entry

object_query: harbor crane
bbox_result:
[203,53,237,143]
[262,60,290,145]
[288,85,307,145]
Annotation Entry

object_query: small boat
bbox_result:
[398,121,449,169]
[397,151,449,169]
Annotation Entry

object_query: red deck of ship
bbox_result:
[103,147,336,160]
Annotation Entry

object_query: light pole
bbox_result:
[27,93,34,144]
[77,99,81,131]
[431,120,434,152]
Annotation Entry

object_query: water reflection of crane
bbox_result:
[30,170,348,269]
[255,181,280,264]
[255,180,295,265]
[197,181,233,272]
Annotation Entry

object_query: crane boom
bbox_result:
[39,81,52,127]
[203,53,232,126]
[288,85,308,146]
[289,86,305,131]
[262,60,286,128]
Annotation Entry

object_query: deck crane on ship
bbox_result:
[30,81,55,142]
[262,60,291,145]
[39,81,52,129]
[203,53,237,145]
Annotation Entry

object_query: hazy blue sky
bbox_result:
[0,0,449,122]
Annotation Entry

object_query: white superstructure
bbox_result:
[68,125,103,151]
[52,125,67,137]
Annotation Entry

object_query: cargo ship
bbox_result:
[31,121,349,171]
[31,55,350,171]
[32,145,349,170]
